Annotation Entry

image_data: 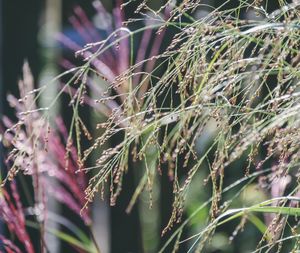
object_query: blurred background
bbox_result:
[0,1,291,253]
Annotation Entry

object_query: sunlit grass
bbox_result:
[3,0,300,252]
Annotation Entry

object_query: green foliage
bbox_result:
[4,0,300,252]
